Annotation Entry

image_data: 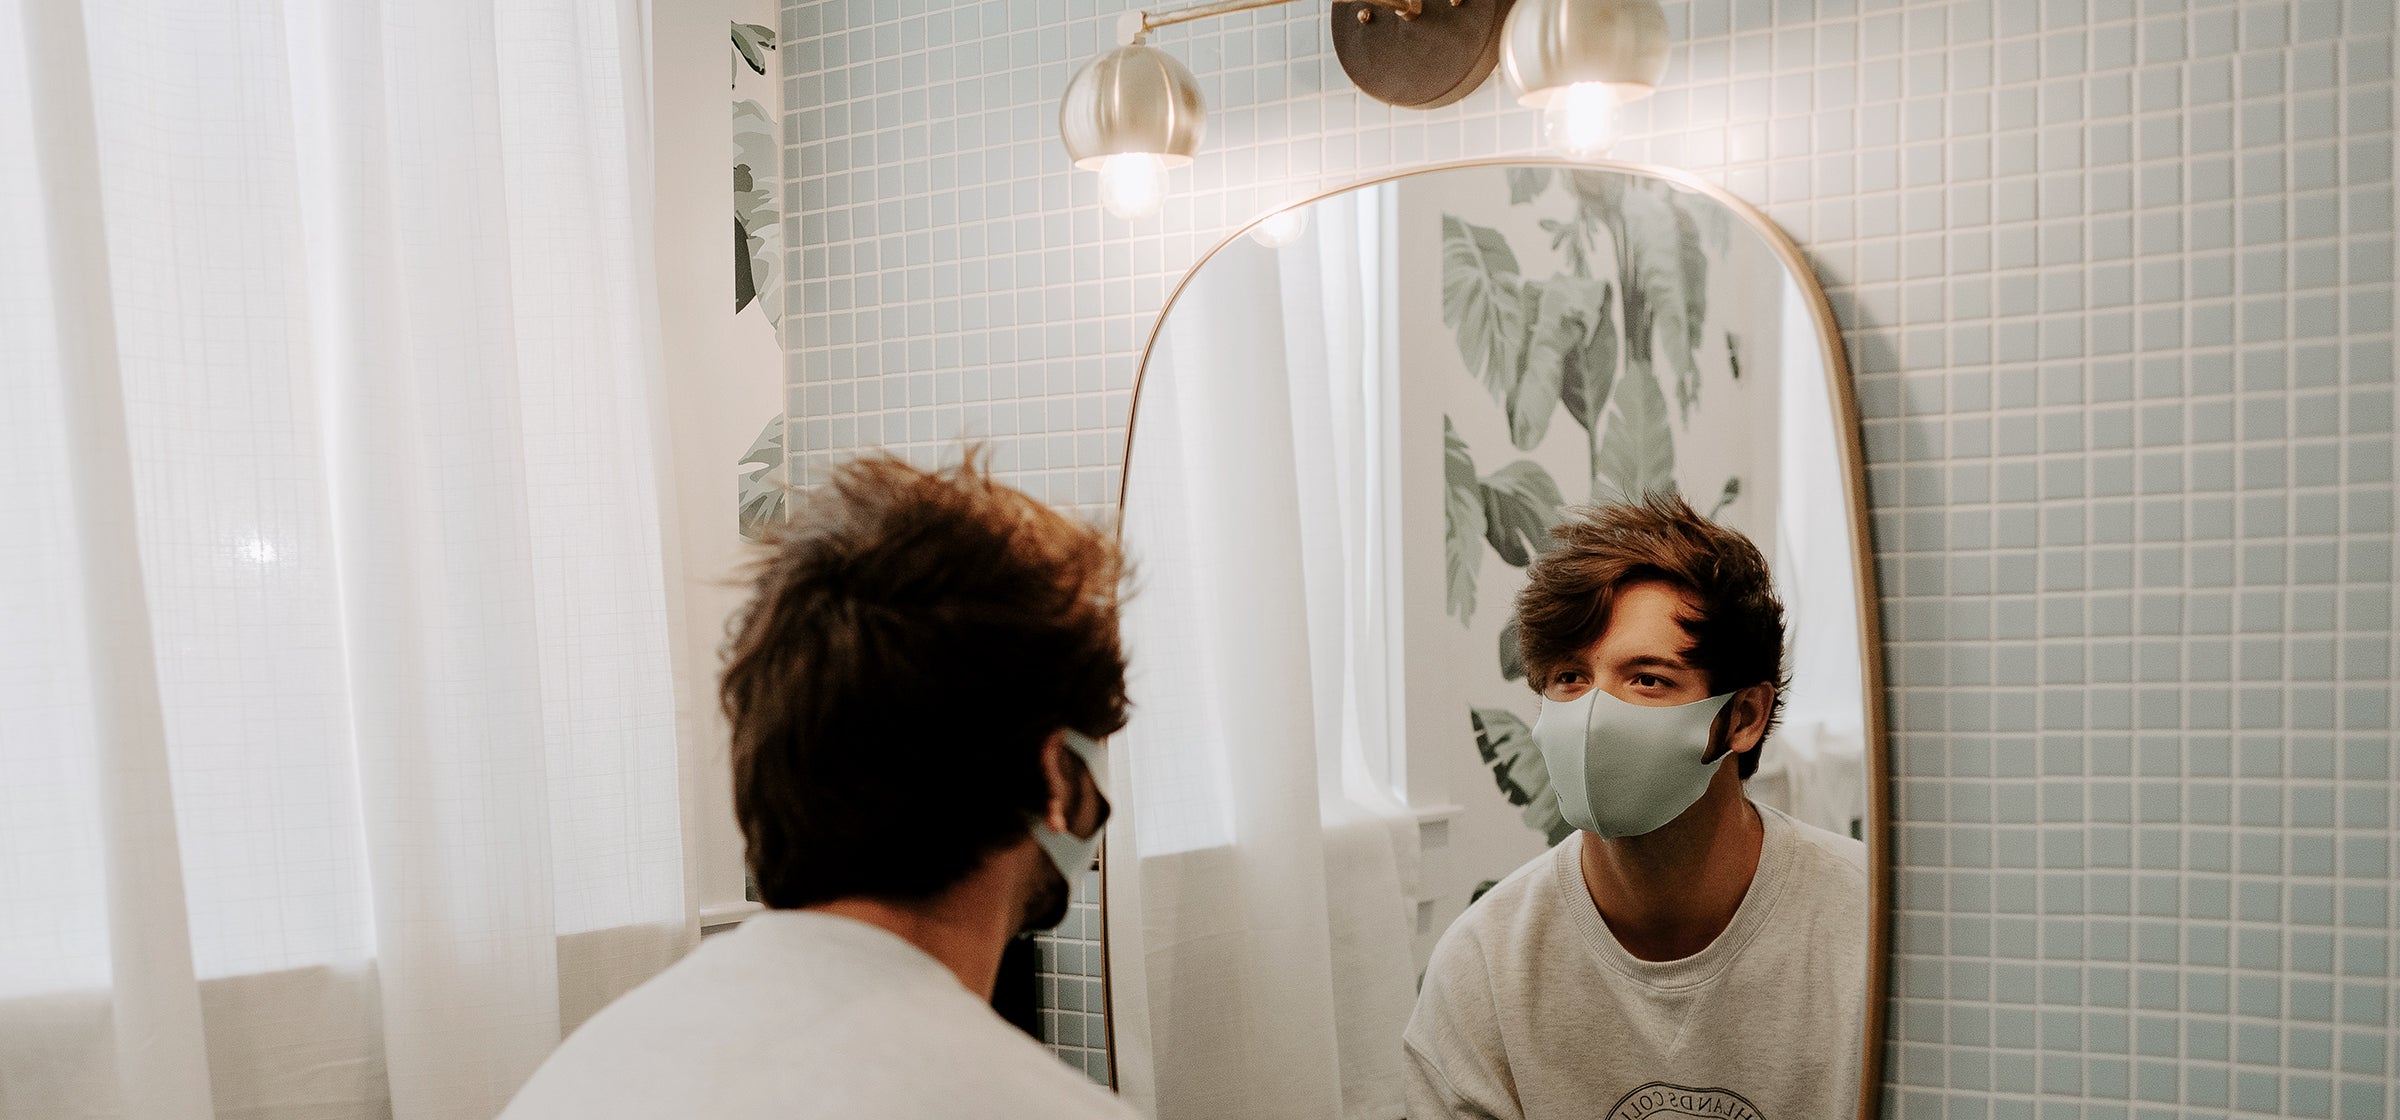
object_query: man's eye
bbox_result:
[1632,674,1667,689]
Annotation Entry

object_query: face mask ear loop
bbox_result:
[1057,730,1110,839]
[1692,685,1757,765]
[1699,702,1731,765]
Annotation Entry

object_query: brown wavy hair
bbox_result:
[721,449,1128,909]
[1515,492,1787,778]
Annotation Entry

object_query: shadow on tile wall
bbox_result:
[779,0,2400,1112]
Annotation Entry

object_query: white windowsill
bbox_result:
[700,901,765,932]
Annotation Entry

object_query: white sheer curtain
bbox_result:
[1761,278,1869,838]
[0,2,689,1117]
[1108,190,1420,1120]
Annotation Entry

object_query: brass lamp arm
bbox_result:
[1124,0,1421,43]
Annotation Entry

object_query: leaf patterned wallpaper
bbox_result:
[1408,163,1795,909]
[734,20,788,545]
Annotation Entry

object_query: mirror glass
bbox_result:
[1104,162,1885,1120]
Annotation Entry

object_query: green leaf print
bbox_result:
[1443,416,1485,623]
[1477,459,1566,569]
[733,98,781,326]
[1472,707,1572,846]
[737,414,788,540]
[1443,215,1560,449]
[1593,366,1676,504]
[732,23,776,79]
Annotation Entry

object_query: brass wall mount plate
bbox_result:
[1331,0,1518,110]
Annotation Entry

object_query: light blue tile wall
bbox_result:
[777,0,2400,1111]
[1043,866,1108,1081]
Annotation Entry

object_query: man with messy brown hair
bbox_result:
[503,450,1139,1120]
[1406,493,1868,1120]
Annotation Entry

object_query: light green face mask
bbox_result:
[1533,688,1736,840]
[1031,730,1109,883]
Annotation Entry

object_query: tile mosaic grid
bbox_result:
[777,0,2400,1110]
[1043,866,1109,1082]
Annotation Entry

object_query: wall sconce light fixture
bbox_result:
[1060,0,1674,214]
[1061,0,1516,219]
[1499,0,1669,158]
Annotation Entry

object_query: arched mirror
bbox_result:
[1102,161,1889,1120]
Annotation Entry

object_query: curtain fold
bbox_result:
[1763,277,1869,838]
[1109,192,1422,1120]
[10,2,215,1115]
[0,1,690,1116]
[1280,188,1419,1120]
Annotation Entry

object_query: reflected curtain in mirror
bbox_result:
[1106,186,1423,1120]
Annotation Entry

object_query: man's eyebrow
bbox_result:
[1614,653,1694,672]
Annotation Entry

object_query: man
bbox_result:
[1406,494,1868,1120]
[501,452,1139,1119]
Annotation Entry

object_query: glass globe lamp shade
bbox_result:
[1500,0,1669,157]
[1060,44,1204,219]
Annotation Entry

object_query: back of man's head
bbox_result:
[1515,491,1788,777]
[721,450,1127,910]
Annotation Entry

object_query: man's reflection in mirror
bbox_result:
[1405,494,1868,1120]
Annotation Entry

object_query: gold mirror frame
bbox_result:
[1102,157,1892,1120]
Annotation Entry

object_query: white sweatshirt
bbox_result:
[501,910,1139,1120]
[1405,804,1870,1120]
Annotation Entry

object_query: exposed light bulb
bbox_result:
[1097,152,1167,219]
[1542,82,1619,159]
[1249,207,1309,248]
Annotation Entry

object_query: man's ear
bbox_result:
[1719,683,1776,757]
[1037,731,1074,832]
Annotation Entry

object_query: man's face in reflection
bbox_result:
[1516,494,1789,784]
[1540,578,1762,771]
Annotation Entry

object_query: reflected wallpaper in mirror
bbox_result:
[1104,161,1888,1120]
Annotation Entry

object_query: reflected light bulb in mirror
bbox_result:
[1098,152,1167,220]
[1542,82,1619,159]
[1249,207,1309,248]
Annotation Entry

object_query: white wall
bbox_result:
[654,0,785,926]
